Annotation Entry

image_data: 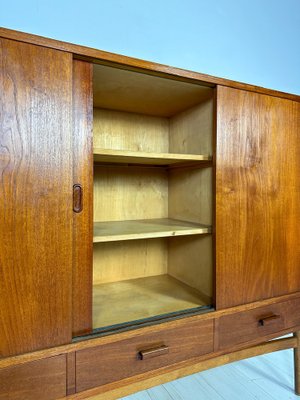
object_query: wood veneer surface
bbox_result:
[0,38,73,357]
[0,355,66,400]
[72,60,94,336]
[76,318,214,391]
[216,86,300,309]
[218,297,300,349]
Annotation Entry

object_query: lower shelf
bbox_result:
[93,274,210,329]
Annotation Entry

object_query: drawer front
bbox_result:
[218,297,300,350]
[0,355,66,400]
[76,318,214,392]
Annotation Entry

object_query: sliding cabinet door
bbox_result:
[0,38,73,356]
[216,86,300,308]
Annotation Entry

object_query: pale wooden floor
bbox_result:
[121,348,299,400]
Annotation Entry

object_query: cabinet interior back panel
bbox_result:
[93,166,168,222]
[93,239,168,284]
[93,98,213,156]
[93,109,169,152]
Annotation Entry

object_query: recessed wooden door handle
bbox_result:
[73,184,83,213]
[138,345,169,360]
[258,314,280,326]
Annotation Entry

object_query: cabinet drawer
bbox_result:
[76,318,213,392]
[218,297,300,350]
[0,355,66,400]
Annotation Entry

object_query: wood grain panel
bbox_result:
[216,86,300,309]
[169,99,214,156]
[218,297,300,350]
[168,235,213,299]
[169,167,212,226]
[67,352,76,395]
[0,355,66,400]
[76,318,213,392]
[93,239,168,284]
[0,38,73,356]
[72,60,93,336]
[93,166,168,222]
[93,108,169,152]
[168,167,213,297]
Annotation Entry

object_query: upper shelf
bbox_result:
[93,218,211,243]
[93,148,212,167]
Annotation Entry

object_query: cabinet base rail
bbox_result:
[65,334,299,399]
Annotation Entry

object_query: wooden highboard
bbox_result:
[0,26,300,400]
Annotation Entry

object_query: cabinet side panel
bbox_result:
[0,38,73,356]
[72,60,93,336]
[169,98,213,155]
[168,167,213,299]
[216,86,300,309]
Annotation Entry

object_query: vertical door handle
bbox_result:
[73,184,83,213]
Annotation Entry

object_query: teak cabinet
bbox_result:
[0,27,300,400]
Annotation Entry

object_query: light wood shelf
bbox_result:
[93,274,210,329]
[93,218,211,243]
[93,148,212,167]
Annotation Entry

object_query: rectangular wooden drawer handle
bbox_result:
[139,345,169,360]
[258,314,280,326]
[73,184,83,213]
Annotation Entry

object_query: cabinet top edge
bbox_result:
[0,26,300,103]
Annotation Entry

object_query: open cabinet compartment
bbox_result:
[92,64,215,331]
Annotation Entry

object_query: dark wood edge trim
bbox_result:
[65,336,297,399]
[0,26,299,102]
[213,318,219,352]
[1,291,300,369]
[66,352,76,396]
[294,331,300,395]
[212,87,217,308]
